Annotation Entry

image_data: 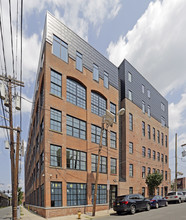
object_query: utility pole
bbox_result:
[0,75,24,220]
[175,133,177,191]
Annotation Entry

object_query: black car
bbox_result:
[113,194,151,215]
[150,195,168,208]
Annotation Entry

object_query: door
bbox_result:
[109,185,117,208]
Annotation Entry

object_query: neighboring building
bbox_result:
[0,192,11,207]
[119,60,170,197]
[25,12,170,218]
[25,12,119,218]
[177,177,186,190]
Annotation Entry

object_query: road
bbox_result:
[0,206,12,220]
[95,203,186,220]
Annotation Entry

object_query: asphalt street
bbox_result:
[95,203,186,220]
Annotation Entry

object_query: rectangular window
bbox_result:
[129,113,133,131]
[165,135,168,147]
[157,130,160,143]
[104,71,109,88]
[93,64,99,81]
[157,169,160,173]
[161,154,164,163]
[153,150,156,160]
[128,72,132,82]
[152,168,156,173]
[110,131,116,148]
[142,101,145,113]
[148,124,151,139]
[50,145,62,167]
[66,149,86,171]
[129,187,133,194]
[142,84,145,93]
[128,90,132,101]
[161,170,164,180]
[153,127,155,141]
[129,142,133,154]
[110,102,116,122]
[142,121,145,136]
[67,78,86,109]
[157,152,160,161]
[66,115,86,140]
[161,132,164,146]
[67,183,87,206]
[165,171,167,180]
[50,69,62,97]
[40,118,44,142]
[110,158,117,174]
[142,146,146,157]
[51,182,62,207]
[53,35,68,63]
[142,187,145,196]
[129,164,133,177]
[147,89,151,98]
[50,108,61,132]
[76,51,83,71]
[91,154,107,173]
[165,155,167,164]
[148,148,151,158]
[161,102,165,111]
[147,105,151,117]
[142,166,146,178]
[91,92,106,117]
[91,124,107,146]
[92,184,107,204]
[41,184,44,207]
[161,116,165,127]
[40,151,44,172]
[147,167,151,175]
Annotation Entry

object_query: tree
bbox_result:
[18,187,23,205]
[146,172,163,197]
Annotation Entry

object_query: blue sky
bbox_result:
[0,0,186,192]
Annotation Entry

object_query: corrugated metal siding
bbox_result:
[46,12,119,90]
[119,59,169,127]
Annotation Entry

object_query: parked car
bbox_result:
[113,194,151,215]
[150,195,168,208]
[181,191,186,201]
[166,191,185,203]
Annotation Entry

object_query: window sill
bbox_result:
[49,166,63,170]
[49,129,63,135]
[49,92,63,100]
[110,173,117,176]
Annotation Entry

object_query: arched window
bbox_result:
[66,78,86,109]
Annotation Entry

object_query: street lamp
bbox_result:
[92,108,125,216]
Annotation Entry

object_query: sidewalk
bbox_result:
[21,207,115,220]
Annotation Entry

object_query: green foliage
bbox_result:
[146,172,163,196]
[18,187,23,205]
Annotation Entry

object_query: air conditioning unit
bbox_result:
[5,140,10,149]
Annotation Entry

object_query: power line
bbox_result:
[8,0,15,79]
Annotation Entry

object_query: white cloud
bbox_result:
[24,0,121,41]
[169,93,186,133]
[107,0,186,96]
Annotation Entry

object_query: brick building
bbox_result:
[25,12,170,218]
[177,177,186,190]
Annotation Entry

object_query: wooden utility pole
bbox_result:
[175,133,177,191]
[0,75,24,220]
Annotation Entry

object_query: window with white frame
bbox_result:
[147,105,151,117]
[161,102,165,111]
[142,84,145,93]
[53,35,68,63]
[93,64,99,81]
[104,71,109,88]
[129,164,133,177]
[128,72,132,82]
[142,101,145,113]
[76,51,83,71]
[128,90,132,101]
[129,142,133,154]
[147,89,151,98]
[161,116,165,127]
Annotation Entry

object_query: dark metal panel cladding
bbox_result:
[119,59,169,127]
[46,12,118,90]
